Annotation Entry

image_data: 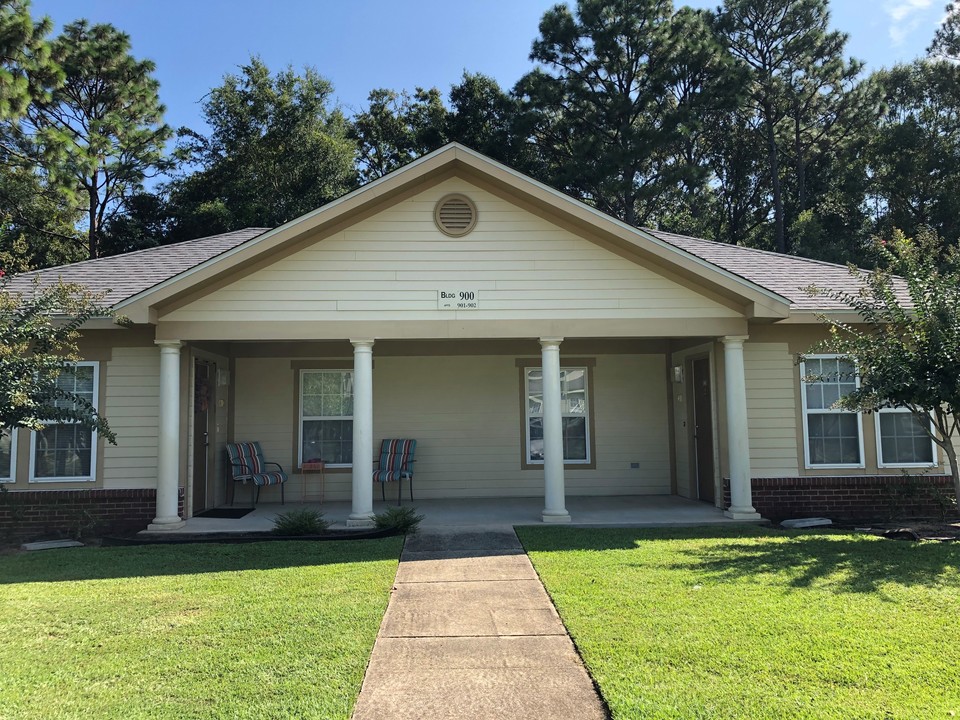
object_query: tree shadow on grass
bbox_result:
[0,537,405,585]
[672,532,960,594]
[516,524,960,594]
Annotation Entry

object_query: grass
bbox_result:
[516,525,960,720]
[0,538,404,720]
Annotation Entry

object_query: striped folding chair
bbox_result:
[372,439,417,504]
[226,441,288,505]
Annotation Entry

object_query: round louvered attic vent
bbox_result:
[434,194,477,236]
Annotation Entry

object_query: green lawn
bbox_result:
[516,525,960,720]
[0,538,403,720]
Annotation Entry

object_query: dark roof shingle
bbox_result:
[645,228,890,311]
[5,228,268,305]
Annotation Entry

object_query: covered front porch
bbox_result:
[146,333,763,530]
[146,495,755,535]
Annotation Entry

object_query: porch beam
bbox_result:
[348,339,375,526]
[722,335,761,520]
[540,337,571,523]
[148,340,185,530]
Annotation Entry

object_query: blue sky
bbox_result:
[30,0,946,135]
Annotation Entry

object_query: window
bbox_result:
[0,428,15,483]
[524,366,590,464]
[876,408,936,467]
[299,370,353,467]
[30,363,98,482]
[800,356,863,468]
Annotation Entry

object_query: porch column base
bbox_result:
[541,509,571,523]
[146,518,186,531]
[724,507,762,521]
[346,514,375,528]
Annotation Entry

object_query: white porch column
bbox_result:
[722,336,761,520]
[540,337,571,523]
[348,339,375,527]
[149,341,185,530]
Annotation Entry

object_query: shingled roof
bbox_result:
[5,228,269,306]
[4,223,879,314]
[644,229,871,312]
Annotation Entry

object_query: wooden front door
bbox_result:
[692,357,715,503]
[192,360,214,514]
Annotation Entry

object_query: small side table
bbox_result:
[300,461,326,504]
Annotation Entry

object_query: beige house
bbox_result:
[3,144,952,533]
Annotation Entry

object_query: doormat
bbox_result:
[194,507,254,519]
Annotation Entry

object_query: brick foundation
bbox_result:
[0,487,185,543]
[724,475,957,522]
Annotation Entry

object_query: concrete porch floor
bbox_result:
[145,495,758,535]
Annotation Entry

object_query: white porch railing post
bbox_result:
[348,339,375,526]
[540,337,571,523]
[149,340,185,530]
[722,335,761,520]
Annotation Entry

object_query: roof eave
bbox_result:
[776,310,861,324]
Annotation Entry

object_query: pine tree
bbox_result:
[716,0,869,255]
[930,1,960,60]
[517,0,738,227]
[18,20,172,259]
[0,0,79,272]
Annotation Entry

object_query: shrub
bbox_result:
[272,508,329,536]
[374,506,424,534]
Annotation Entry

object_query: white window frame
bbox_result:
[800,354,865,470]
[298,369,353,469]
[524,366,591,465]
[28,361,99,483]
[0,427,16,483]
[875,408,938,468]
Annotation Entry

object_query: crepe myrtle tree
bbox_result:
[0,272,115,442]
[803,227,960,503]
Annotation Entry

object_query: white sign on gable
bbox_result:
[438,289,479,310]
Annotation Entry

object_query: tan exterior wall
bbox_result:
[162,178,741,328]
[3,330,162,491]
[232,352,671,502]
[743,342,800,477]
[668,325,949,507]
[745,325,949,478]
[101,346,160,490]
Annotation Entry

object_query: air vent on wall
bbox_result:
[434,194,477,236]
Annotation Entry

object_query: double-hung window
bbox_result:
[800,355,863,468]
[299,370,353,467]
[30,362,99,482]
[876,408,936,467]
[524,366,591,464]
[0,428,15,483]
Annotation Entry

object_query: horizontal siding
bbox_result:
[164,178,741,324]
[744,342,799,477]
[233,353,671,502]
[102,346,159,489]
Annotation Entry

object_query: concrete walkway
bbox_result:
[352,529,607,720]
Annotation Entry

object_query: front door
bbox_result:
[192,360,214,514]
[692,357,715,503]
